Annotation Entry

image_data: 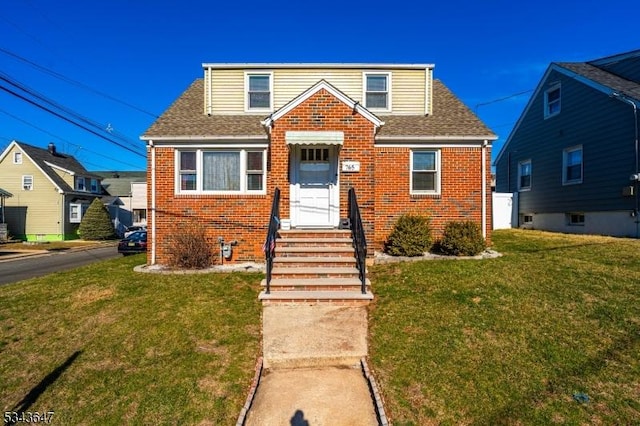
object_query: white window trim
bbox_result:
[76,176,86,191]
[13,152,22,164]
[175,148,267,195]
[22,175,33,191]
[69,203,82,223]
[544,84,561,119]
[518,159,532,191]
[363,72,392,112]
[244,72,273,113]
[562,145,583,185]
[410,149,441,195]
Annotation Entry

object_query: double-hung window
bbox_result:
[76,177,86,191]
[411,150,440,194]
[246,73,272,111]
[177,149,266,194]
[22,175,33,191]
[90,179,99,193]
[518,160,532,191]
[364,72,391,111]
[544,84,561,118]
[563,145,583,185]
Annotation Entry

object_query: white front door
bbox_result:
[290,145,339,228]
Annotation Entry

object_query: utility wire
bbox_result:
[0,83,145,158]
[475,89,534,112]
[0,72,144,153]
[0,47,158,118]
[0,108,144,169]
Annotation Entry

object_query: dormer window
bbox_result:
[364,72,391,111]
[90,178,99,193]
[544,84,561,118]
[76,177,86,191]
[245,73,272,111]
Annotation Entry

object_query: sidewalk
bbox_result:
[241,304,384,425]
[0,240,117,263]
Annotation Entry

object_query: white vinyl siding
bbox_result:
[175,149,266,194]
[207,67,428,115]
[410,150,440,195]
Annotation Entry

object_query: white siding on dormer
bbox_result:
[205,66,430,115]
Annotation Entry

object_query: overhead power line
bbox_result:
[0,108,144,169]
[0,47,158,118]
[474,89,534,113]
[0,72,144,153]
[0,82,145,158]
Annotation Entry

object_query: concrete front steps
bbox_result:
[258,229,373,305]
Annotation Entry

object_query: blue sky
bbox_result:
[1,0,638,171]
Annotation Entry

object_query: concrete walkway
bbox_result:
[242,304,381,425]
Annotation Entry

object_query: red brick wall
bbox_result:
[147,88,492,265]
[373,146,492,253]
[270,89,377,236]
[147,148,271,265]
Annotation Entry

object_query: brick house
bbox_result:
[141,64,496,266]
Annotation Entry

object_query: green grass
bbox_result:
[0,254,262,425]
[369,229,640,425]
[3,230,639,425]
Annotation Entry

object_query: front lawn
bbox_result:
[0,255,262,425]
[369,229,640,425]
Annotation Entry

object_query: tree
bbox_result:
[78,198,116,240]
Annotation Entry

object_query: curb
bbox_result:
[236,357,263,426]
[361,357,390,426]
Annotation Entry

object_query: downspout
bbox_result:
[206,66,213,116]
[482,140,488,239]
[149,140,157,264]
[611,92,639,238]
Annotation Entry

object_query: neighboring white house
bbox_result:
[94,171,147,234]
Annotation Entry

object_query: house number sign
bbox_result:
[341,161,360,172]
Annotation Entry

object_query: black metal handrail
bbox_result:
[263,188,280,294]
[348,188,367,294]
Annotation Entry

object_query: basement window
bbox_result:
[567,212,585,226]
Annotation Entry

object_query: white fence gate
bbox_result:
[492,192,516,229]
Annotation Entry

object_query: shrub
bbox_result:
[385,214,432,256]
[439,220,486,256]
[166,222,215,269]
[78,198,116,240]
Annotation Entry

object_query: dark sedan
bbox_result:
[117,231,147,255]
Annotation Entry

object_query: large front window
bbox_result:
[411,150,440,194]
[176,149,265,194]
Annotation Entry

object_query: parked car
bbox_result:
[124,225,147,238]
[117,231,147,255]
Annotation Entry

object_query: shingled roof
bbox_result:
[14,141,102,193]
[555,62,640,100]
[143,78,496,140]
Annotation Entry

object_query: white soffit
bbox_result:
[285,131,344,145]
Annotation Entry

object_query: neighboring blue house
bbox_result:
[495,50,640,238]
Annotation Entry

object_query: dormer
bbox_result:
[202,63,435,116]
